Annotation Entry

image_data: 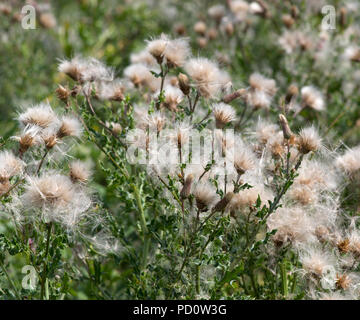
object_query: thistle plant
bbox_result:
[1,0,360,301]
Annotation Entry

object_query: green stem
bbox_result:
[195,265,200,295]
[0,260,21,300]
[131,184,149,269]
[40,222,52,300]
[36,149,49,175]
[249,270,259,298]
[280,261,288,299]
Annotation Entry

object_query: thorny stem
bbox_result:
[192,92,200,113]
[323,109,347,138]
[40,222,52,300]
[84,94,125,147]
[159,64,167,93]
[156,174,182,206]
[216,155,304,293]
[156,64,168,110]
[173,206,226,289]
[224,158,227,194]
[194,110,212,128]
[237,102,248,127]
[187,95,192,111]
[195,265,200,295]
[72,101,130,179]
[131,183,149,270]
[285,140,290,175]
[181,199,186,249]
[189,91,200,123]
[36,149,49,175]
[249,271,259,298]
[280,261,288,299]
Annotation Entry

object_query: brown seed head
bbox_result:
[279,114,293,140]
[180,174,194,199]
[212,192,234,212]
[56,85,70,103]
[336,273,351,290]
[285,84,298,104]
[282,14,295,28]
[178,73,190,96]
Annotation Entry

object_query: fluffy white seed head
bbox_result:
[139,112,166,133]
[58,57,114,82]
[97,79,125,101]
[146,34,169,63]
[246,73,277,110]
[12,125,42,154]
[297,126,322,154]
[228,184,272,215]
[22,172,91,227]
[0,151,24,181]
[233,144,256,175]
[301,86,325,111]
[57,116,83,139]
[335,146,360,175]
[124,64,156,90]
[163,37,190,68]
[18,103,58,129]
[268,207,316,246]
[193,182,218,211]
[213,103,236,129]
[184,58,222,98]
[249,73,277,95]
[130,49,157,66]
[298,245,337,279]
[161,85,184,112]
[69,160,92,184]
[208,4,226,22]
[255,119,279,145]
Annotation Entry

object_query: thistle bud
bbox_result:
[71,85,81,97]
[56,85,70,103]
[19,134,35,155]
[222,88,246,104]
[197,37,208,48]
[178,73,190,96]
[44,135,58,149]
[285,84,298,104]
[297,127,322,154]
[212,192,234,213]
[180,174,194,199]
[194,21,206,36]
[254,0,269,18]
[350,50,360,63]
[207,28,218,40]
[282,14,295,28]
[336,274,351,290]
[225,22,234,36]
[291,5,299,19]
[0,4,11,15]
[0,179,10,196]
[337,239,350,254]
[340,7,346,27]
[12,12,22,23]
[39,13,57,29]
[174,23,186,36]
[279,114,293,140]
[107,122,122,135]
[170,76,179,87]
